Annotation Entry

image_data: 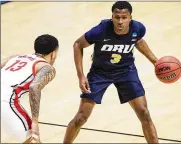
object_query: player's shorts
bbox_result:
[81,64,145,104]
[1,100,32,142]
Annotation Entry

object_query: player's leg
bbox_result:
[63,71,112,143]
[63,98,95,143]
[1,101,32,143]
[114,65,158,143]
[129,96,158,143]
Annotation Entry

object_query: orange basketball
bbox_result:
[155,56,181,84]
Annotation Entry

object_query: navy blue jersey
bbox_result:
[85,19,146,73]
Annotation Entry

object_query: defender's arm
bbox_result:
[1,55,17,68]
[29,64,56,138]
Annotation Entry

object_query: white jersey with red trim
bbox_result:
[1,54,48,102]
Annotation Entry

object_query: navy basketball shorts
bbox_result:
[81,66,145,104]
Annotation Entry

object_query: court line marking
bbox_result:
[39,121,181,143]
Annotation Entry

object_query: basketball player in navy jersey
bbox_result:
[63,1,158,143]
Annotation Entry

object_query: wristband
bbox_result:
[32,133,39,139]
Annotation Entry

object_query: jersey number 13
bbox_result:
[5,60,27,72]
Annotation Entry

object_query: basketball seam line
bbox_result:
[155,61,181,67]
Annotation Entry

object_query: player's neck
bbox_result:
[113,26,129,35]
[35,53,49,62]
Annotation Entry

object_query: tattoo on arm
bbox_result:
[29,65,56,119]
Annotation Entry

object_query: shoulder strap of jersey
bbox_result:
[32,60,48,76]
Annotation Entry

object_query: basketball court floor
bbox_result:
[1,2,181,143]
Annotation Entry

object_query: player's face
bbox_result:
[50,48,58,65]
[112,9,132,33]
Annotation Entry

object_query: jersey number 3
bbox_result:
[110,54,122,64]
[5,60,27,72]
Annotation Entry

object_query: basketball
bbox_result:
[155,56,181,84]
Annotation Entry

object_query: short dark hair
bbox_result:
[34,34,59,55]
[112,1,132,14]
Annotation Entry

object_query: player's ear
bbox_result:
[50,52,53,60]
[52,49,57,59]
[130,15,132,20]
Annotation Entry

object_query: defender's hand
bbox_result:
[79,76,91,93]
[30,121,41,143]
[29,134,41,143]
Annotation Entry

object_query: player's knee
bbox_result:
[74,113,88,127]
[138,108,152,124]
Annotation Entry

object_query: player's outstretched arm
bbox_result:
[135,39,158,65]
[29,64,56,142]
[1,57,9,68]
[1,55,17,68]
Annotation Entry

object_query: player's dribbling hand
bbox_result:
[79,76,91,93]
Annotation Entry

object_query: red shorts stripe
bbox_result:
[14,97,32,129]
[13,81,33,130]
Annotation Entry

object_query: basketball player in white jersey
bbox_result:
[1,34,59,143]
